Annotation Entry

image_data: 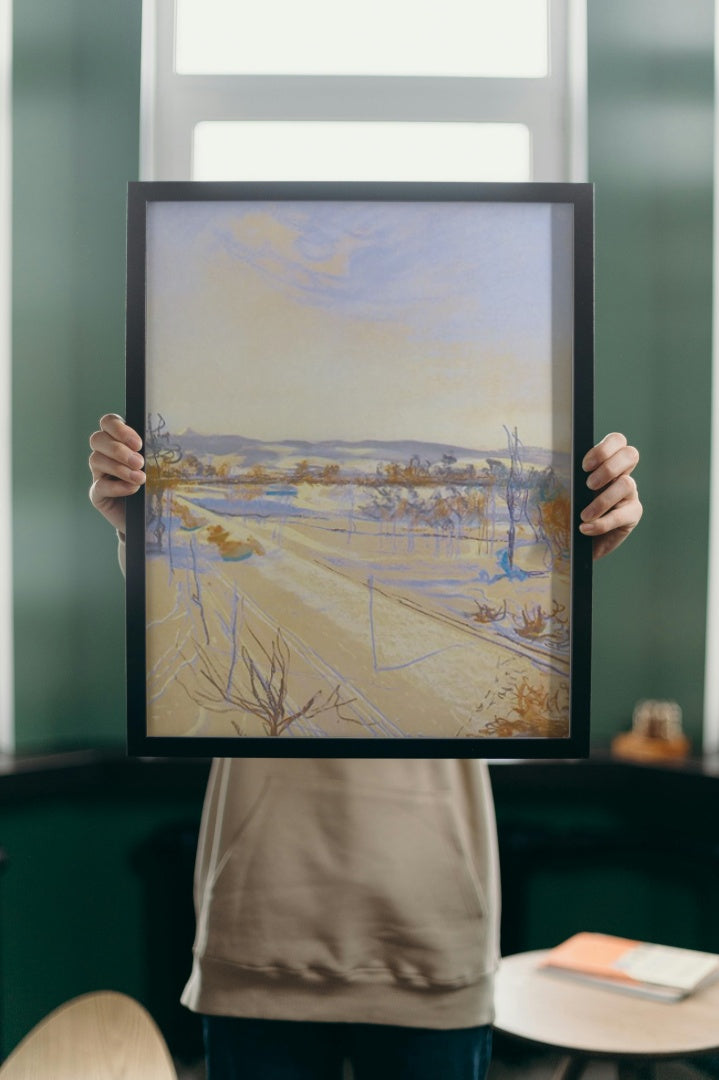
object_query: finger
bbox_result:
[585,444,640,492]
[96,414,143,452]
[89,447,146,486]
[582,432,629,472]
[89,431,144,473]
[580,475,638,522]
[579,495,643,537]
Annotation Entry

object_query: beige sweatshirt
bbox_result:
[120,539,501,1029]
[181,755,501,1029]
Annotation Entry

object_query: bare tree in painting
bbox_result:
[513,601,569,646]
[529,467,572,569]
[183,596,358,737]
[472,598,507,624]
[456,658,569,739]
[145,413,183,551]
[502,425,524,570]
[476,673,569,739]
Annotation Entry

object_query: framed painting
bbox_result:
[126,181,593,758]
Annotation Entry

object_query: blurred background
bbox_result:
[0,0,717,1071]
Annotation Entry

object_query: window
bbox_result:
[704,6,719,754]
[174,0,549,78]
[141,0,587,183]
[192,121,532,182]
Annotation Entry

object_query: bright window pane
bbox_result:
[176,0,548,78]
[192,122,532,182]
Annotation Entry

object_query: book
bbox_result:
[539,932,719,1002]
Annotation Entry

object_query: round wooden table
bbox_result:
[494,949,719,1079]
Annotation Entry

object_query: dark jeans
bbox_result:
[203,1015,493,1080]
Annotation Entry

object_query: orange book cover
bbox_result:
[540,932,719,1001]
[541,932,641,984]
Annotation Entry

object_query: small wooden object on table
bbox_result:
[611,699,690,762]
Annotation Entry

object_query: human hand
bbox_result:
[88,414,145,537]
[580,432,642,560]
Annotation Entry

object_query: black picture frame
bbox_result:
[126,180,593,758]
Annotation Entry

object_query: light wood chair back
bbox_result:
[0,990,178,1079]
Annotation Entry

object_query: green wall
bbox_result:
[12,0,142,751]
[0,777,206,1058]
[11,1,715,751]
[4,2,717,1066]
[587,0,714,749]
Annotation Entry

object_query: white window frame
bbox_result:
[703,4,719,755]
[0,0,13,752]
[141,0,587,184]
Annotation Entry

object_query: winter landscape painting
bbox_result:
[126,182,593,756]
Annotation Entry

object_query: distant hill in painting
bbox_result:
[173,429,570,474]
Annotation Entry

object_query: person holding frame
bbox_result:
[89,417,641,1080]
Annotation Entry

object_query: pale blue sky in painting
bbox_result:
[145,199,572,449]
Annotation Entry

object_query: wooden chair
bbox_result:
[0,991,178,1079]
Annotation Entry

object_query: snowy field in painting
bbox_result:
[144,436,571,740]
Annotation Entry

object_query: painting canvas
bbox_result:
[126,181,593,757]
